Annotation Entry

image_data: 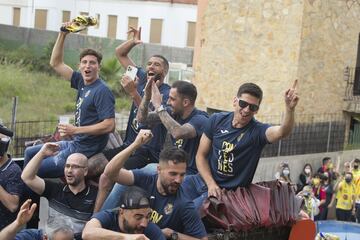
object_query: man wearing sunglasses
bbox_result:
[22,143,98,238]
[183,81,299,208]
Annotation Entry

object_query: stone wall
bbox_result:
[193,0,360,116]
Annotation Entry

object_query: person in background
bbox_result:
[297,185,320,220]
[316,172,333,221]
[352,158,360,180]
[317,157,334,180]
[298,163,313,192]
[330,172,356,221]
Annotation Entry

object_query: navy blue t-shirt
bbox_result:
[71,71,115,157]
[124,68,170,159]
[0,157,23,230]
[132,169,207,238]
[172,108,209,175]
[204,112,270,189]
[92,209,165,240]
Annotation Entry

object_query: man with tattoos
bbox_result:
[94,27,171,212]
[136,80,208,175]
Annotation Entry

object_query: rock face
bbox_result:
[193,0,360,117]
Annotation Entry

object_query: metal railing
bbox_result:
[5,112,350,158]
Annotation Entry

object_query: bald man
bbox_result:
[22,143,98,238]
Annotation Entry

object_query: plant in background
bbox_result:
[100,57,125,97]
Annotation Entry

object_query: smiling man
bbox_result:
[103,130,208,240]
[23,29,115,178]
[21,142,98,237]
[182,81,299,208]
[94,27,171,212]
[83,186,165,240]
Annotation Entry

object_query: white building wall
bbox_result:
[0,0,197,48]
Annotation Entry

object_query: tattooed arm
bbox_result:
[136,80,161,127]
[157,111,196,140]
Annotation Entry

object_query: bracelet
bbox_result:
[156,105,166,113]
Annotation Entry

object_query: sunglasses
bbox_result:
[238,99,259,112]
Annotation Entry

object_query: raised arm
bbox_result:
[82,218,149,240]
[196,134,221,198]
[103,129,153,185]
[0,199,37,240]
[49,31,73,80]
[151,83,196,139]
[266,79,299,143]
[115,27,142,69]
[21,143,60,195]
[116,27,143,106]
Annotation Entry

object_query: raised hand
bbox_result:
[127,27,142,45]
[134,129,153,146]
[16,199,37,226]
[285,79,299,110]
[151,82,162,110]
[120,74,137,96]
[40,142,60,157]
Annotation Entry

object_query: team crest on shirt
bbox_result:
[164,203,174,215]
[85,90,91,98]
[343,194,348,200]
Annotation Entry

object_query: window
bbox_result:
[150,19,163,44]
[127,17,138,40]
[13,8,20,26]
[107,15,117,38]
[34,9,47,30]
[80,12,89,34]
[354,33,360,95]
[62,11,71,23]
[186,21,196,47]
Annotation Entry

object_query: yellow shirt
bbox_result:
[352,169,360,181]
[336,181,356,210]
[355,177,360,204]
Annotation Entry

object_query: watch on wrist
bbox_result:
[156,104,166,113]
[170,231,178,240]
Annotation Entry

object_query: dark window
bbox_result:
[353,33,360,95]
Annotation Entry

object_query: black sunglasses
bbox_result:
[238,99,259,112]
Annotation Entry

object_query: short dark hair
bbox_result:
[159,147,188,165]
[119,186,150,209]
[79,48,103,64]
[322,157,331,165]
[237,83,263,104]
[151,54,169,73]
[354,158,360,164]
[171,81,197,104]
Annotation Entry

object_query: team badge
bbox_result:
[164,203,174,215]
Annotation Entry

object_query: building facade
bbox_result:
[0,0,197,48]
[193,0,360,119]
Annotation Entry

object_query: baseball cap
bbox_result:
[119,186,151,209]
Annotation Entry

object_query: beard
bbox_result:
[123,218,145,234]
[160,179,180,195]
